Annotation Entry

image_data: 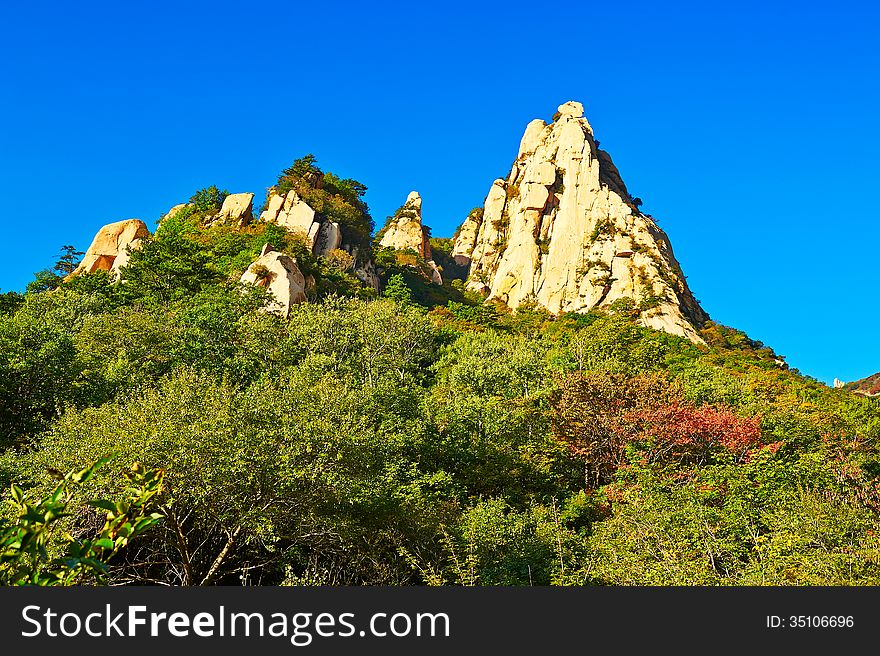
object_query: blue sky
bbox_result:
[2,1,878,384]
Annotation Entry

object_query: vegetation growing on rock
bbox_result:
[275,154,373,255]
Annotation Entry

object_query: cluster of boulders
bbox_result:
[258,187,379,293]
[68,101,711,342]
[259,189,341,256]
[70,187,378,317]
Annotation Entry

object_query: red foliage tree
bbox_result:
[551,371,763,487]
[627,402,762,465]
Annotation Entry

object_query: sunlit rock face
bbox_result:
[206,193,254,226]
[456,100,708,343]
[380,191,431,258]
[71,219,151,278]
[239,246,308,317]
[379,191,442,285]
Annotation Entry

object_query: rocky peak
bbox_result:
[405,190,422,210]
[454,100,708,343]
[379,191,431,260]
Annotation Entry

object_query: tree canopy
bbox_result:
[3,176,879,586]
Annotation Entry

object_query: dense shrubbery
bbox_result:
[1,459,164,586]
[2,180,880,586]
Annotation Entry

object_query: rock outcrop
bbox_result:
[379,192,442,285]
[312,220,342,256]
[455,100,707,342]
[259,187,379,289]
[451,208,484,267]
[109,237,144,280]
[379,192,431,258]
[239,245,308,317]
[71,219,151,278]
[161,193,254,227]
[206,192,254,226]
[163,203,189,221]
[260,189,316,234]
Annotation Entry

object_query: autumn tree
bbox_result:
[551,371,678,487]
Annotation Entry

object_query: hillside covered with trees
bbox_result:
[2,154,880,587]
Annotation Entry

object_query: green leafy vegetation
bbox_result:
[846,372,880,397]
[3,172,879,586]
[53,245,84,277]
[1,458,165,585]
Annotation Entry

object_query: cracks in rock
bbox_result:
[594,256,617,307]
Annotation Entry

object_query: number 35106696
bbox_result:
[767,616,854,628]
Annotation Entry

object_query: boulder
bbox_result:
[275,190,316,234]
[428,261,443,285]
[260,188,316,234]
[240,249,307,317]
[306,222,321,250]
[259,192,286,223]
[313,221,342,256]
[163,203,190,221]
[220,192,254,225]
[204,192,254,226]
[71,219,151,278]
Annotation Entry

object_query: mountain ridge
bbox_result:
[3,102,880,588]
[66,100,709,346]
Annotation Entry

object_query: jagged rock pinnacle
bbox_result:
[379,191,442,285]
[453,101,708,343]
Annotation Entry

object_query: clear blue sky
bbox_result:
[2,1,878,385]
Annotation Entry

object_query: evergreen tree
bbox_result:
[53,245,84,277]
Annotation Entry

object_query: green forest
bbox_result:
[2,160,880,586]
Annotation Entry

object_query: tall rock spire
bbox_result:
[379,191,442,285]
[379,191,431,259]
[455,100,708,343]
